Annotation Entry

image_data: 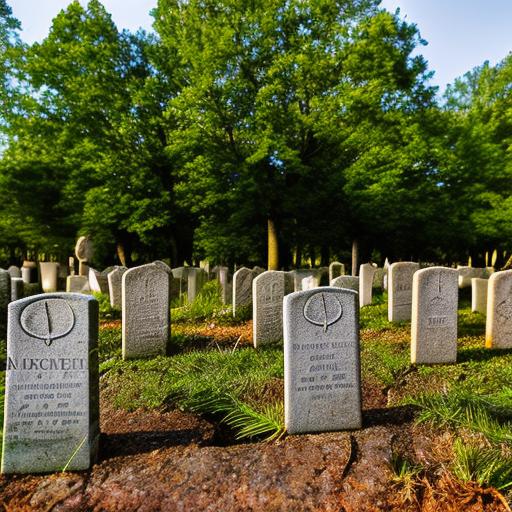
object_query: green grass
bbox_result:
[92,291,121,320]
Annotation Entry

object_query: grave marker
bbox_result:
[232,267,255,317]
[0,269,11,338]
[329,262,345,283]
[10,278,23,302]
[107,266,127,309]
[471,278,488,314]
[359,263,377,307]
[331,276,359,293]
[485,270,512,349]
[39,262,59,293]
[388,262,419,322]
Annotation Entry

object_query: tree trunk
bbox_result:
[268,218,279,270]
[352,239,359,276]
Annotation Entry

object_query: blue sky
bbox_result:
[10,0,512,93]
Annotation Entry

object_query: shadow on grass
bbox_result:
[363,404,419,428]
[457,346,512,363]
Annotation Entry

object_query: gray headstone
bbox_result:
[252,266,266,275]
[10,278,24,302]
[232,267,255,316]
[328,262,345,283]
[253,271,293,347]
[359,264,377,307]
[331,276,359,293]
[66,276,89,293]
[7,266,21,279]
[107,266,127,309]
[88,268,109,295]
[457,266,486,289]
[171,267,189,299]
[411,267,458,364]
[471,277,488,314]
[485,269,512,349]
[388,262,419,322]
[284,288,362,434]
[1,293,99,473]
[0,269,11,338]
[187,267,208,302]
[372,268,385,289]
[214,266,231,304]
[122,261,171,359]
[39,262,59,293]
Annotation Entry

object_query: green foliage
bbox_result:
[92,292,121,320]
[452,438,512,491]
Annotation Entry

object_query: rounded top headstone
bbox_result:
[75,236,94,262]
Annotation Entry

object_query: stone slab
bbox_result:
[485,270,512,349]
[107,267,127,309]
[359,264,377,308]
[388,262,419,322]
[232,267,255,317]
[328,262,345,283]
[331,276,359,293]
[471,278,488,314]
[1,293,99,473]
[411,267,458,364]
[284,288,361,434]
[0,269,11,338]
[10,278,24,302]
[88,269,109,296]
[39,262,59,293]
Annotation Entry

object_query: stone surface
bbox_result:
[88,269,109,295]
[171,267,189,300]
[0,269,11,338]
[372,268,385,289]
[21,261,37,285]
[39,262,59,293]
[411,267,458,364]
[214,266,231,304]
[284,288,361,434]
[107,267,127,309]
[331,276,359,293]
[301,275,319,290]
[10,278,24,302]
[122,261,171,359]
[383,258,390,291]
[187,268,208,303]
[485,269,512,349]
[75,236,94,263]
[66,276,89,293]
[359,264,377,308]
[328,262,345,283]
[388,262,419,322]
[232,267,255,317]
[471,277,488,314]
[1,293,99,473]
[253,271,293,347]
[7,266,21,279]
[457,266,486,288]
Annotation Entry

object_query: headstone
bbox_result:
[485,270,512,349]
[471,278,488,314]
[328,262,345,283]
[232,267,255,316]
[1,293,99,473]
[388,262,419,322]
[68,256,76,276]
[7,266,21,279]
[122,261,171,359]
[107,266,127,309]
[372,268,385,290]
[88,268,109,295]
[39,262,59,293]
[187,267,207,302]
[21,261,37,284]
[383,258,390,291]
[10,278,24,302]
[0,270,11,336]
[214,266,231,304]
[57,264,69,291]
[291,269,317,292]
[331,275,359,292]
[171,267,189,299]
[359,263,377,307]
[411,267,458,364]
[284,288,362,434]
[66,276,89,293]
[457,266,486,289]
[253,266,266,275]
[253,271,293,347]
[301,275,320,290]
[75,236,94,277]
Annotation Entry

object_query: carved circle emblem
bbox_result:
[20,299,75,346]
[497,298,512,322]
[303,292,343,332]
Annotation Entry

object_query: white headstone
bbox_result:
[232,267,255,316]
[39,262,59,293]
[359,263,377,307]
[457,266,486,289]
[471,277,488,314]
[107,266,127,309]
[187,268,208,302]
[66,276,89,293]
[485,270,512,349]
[411,267,458,364]
[284,288,361,434]
[331,276,359,292]
[1,293,99,473]
[122,261,171,359]
[88,268,109,295]
[7,266,21,279]
[388,262,419,322]
[328,262,345,283]
[10,278,24,302]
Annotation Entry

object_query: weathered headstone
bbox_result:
[21,261,37,285]
[75,236,94,277]
[253,266,266,275]
[88,268,109,295]
[10,278,24,302]
[291,269,317,292]
[485,270,512,349]
[388,262,419,322]
[373,268,385,290]
[0,269,10,338]
[284,288,362,434]
[301,275,320,290]
[171,267,189,300]
[187,267,208,302]
[457,266,486,289]
[122,261,171,359]
[331,275,359,293]
[39,262,59,293]
[471,278,488,314]
[253,271,294,347]
[7,266,21,279]
[232,267,255,317]
[68,256,76,276]
[66,276,89,293]
[1,293,99,473]
[359,263,377,307]
[411,267,458,364]
[107,266,127,309]
[383,258,390,291]
[214,266,231,304]
[328,262,345,283]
